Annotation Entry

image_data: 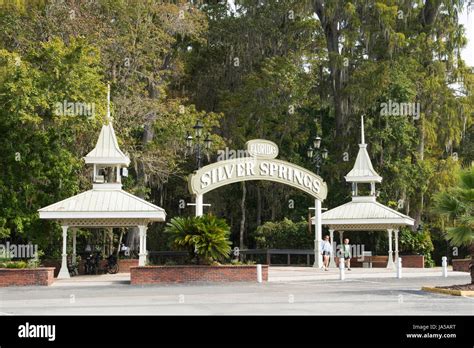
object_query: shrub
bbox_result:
[254,218,312,249]
[5,261,28,268]
[230,259,256,265]
[165,214,232,264]
[399,227,435,267]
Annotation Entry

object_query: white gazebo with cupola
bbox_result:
[39,86,166,278]
[313,116,414,269]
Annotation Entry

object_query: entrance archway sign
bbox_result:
[188,139,328,268]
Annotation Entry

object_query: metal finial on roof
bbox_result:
[83,84,130,166]
[106,83,112,123]
[344,115,382,183]
[361,115,365,145]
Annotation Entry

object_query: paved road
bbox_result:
[0,268,472,315]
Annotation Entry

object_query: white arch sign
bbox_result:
[189,139,327,201]
[187,139,327,268]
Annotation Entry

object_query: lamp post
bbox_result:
[307,134,328,269]
[185,120,212,170]
[307,136,328,175]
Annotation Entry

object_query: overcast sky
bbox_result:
[459,5,474,67]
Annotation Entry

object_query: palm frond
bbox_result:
[445,225,474,247]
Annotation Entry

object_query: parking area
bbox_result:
[0,267,472,315]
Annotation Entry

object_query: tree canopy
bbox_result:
[0,0,472,263]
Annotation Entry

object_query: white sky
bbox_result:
[459,5,474,67]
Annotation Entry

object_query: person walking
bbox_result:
[321,235,332,271]
[342,238,352,270]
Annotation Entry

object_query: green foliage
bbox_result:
[0,38,105,248]
[432,167,474,248]
[0,0,472,262]
[399,227,434,267]
[254,218,312,249]
[164,214,232,264]
[230,259,256,265]
[4,260,28,268]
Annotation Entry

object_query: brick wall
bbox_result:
[131,265,268,284]
[452,259,471,272]
[0,268,55,287]
[116,259,139,273]
[337,255,424,268]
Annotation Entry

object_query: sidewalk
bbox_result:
[52,273,130,287]
[268,266,466,282]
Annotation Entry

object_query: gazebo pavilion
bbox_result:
[38,87,166,278]
[314,117,414,269]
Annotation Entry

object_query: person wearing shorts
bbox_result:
[342,238,351,270]
[321,235,332,271]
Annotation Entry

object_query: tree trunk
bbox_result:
[239,181,246,250]
[108,228,113,257]
[116,228,124,258]
[313,1,348,143]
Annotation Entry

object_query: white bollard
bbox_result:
[257,264,262,283]
[339,257,345,280]
[397,257,402,279]
[442,256,448,277]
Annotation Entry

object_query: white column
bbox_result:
[313,199,323,268]
[72,228,77,266]
[256,264,262,283]
[329,229,336,268]
[138,225,148,266]
[195,194,203,217]
[117,165,121,183]
[386,228,395,269]
[394,229,399,263]
[442,256,448,277]
[397,257,402,278]
[108,228,114,257]
[58,225,70,279]
[102,230,106,255]
[143,227,147,257]
[339,257,345,280]
[339,230,344,268]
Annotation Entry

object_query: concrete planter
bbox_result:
[452,259,471,272]
[130,265,268,284]
[0,267,55,287]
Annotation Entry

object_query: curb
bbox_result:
[421,286,474,297]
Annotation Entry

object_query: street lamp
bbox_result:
[307,136,328,175]
[185,132,193,148]
[185,120,212,170]
[193,119,204,138]
[313,136,321,149]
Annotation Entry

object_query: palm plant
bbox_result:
[433,167,474,283]
[165,214,232,264]
[164,216,197,261]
